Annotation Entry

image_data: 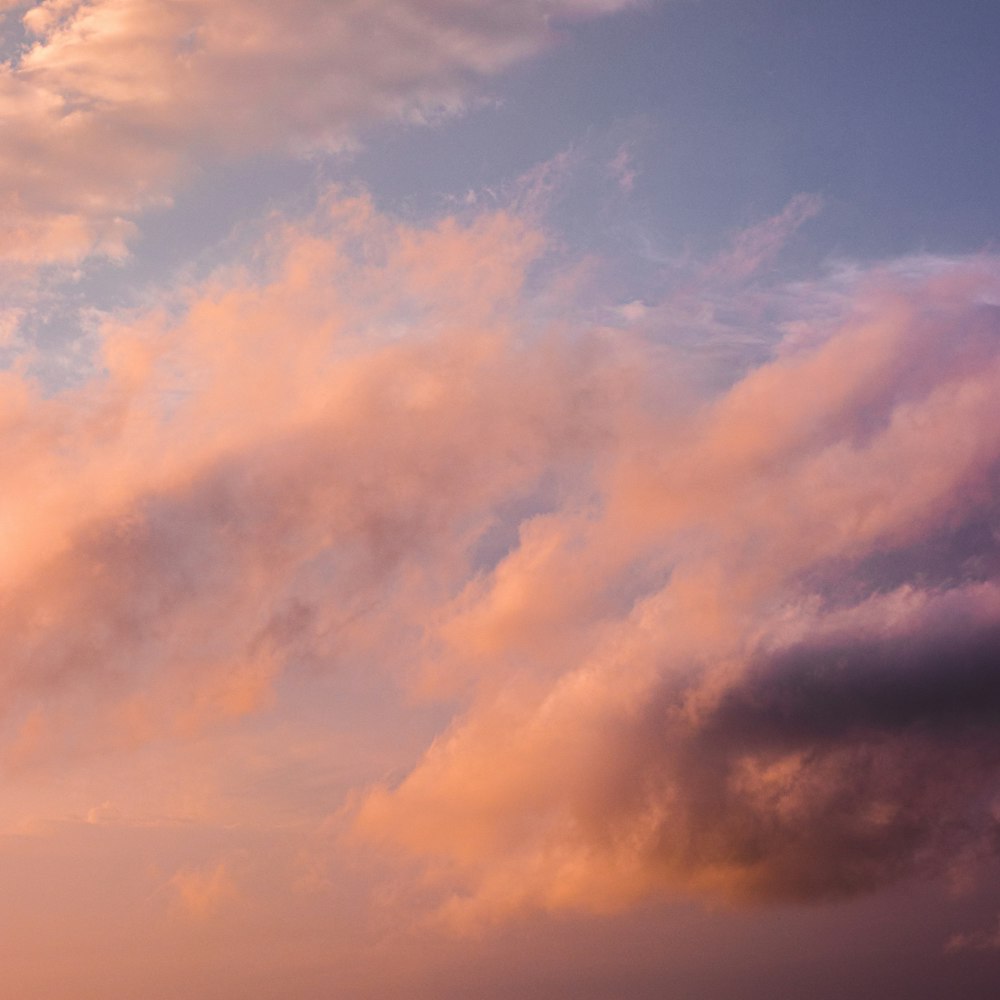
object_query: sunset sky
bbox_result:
[4,1,1000,997]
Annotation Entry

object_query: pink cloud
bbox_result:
[706,192,823,282]
[0,191,621,765]
[0,0,639,268]
[946,914,1000,953]
[353,247,1000,925]
[4,172,1000,941]
[169,856,244,920]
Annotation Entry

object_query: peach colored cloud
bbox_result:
[0,190,626,767]
[947,914,1000,953]
[6,179,1000,934]
[170,856,243,919]
[0,0,637,266]
[354,252,1000,924]
[706,192,823,282]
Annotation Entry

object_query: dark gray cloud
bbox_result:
[612,599,1000,903]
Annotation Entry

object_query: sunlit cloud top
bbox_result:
[4,2,1000,999]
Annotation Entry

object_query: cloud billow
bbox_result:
[355,246,1000,922]
[0,0,636,267]
[645,607,1000,902]
[4,178,1000,925]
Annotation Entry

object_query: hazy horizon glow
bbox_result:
[3,2,1000,997]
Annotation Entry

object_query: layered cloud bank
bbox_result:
[1,193,609,757]
[356,246,1000,920]
[3,180,1000,926]
[0,0,633,266]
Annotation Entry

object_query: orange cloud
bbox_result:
[353,251,1000,924]
[0,0,638,267]
[170,857,242,920]
[5,172,1000,937]
[0,191,621,764]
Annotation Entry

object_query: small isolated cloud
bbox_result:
[946,915,1000,953]
[608,142,638,194]
[169,857,242,919]
[706,193,824,283]
[85,800,123,825]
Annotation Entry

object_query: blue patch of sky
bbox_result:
[71,0,1000,326]
[346,0,1000,261]
[0,8,28,61]
[123,154,321,287]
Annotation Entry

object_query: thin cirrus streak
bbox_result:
[3,182,1000,929]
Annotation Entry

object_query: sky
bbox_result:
[3,1,1000,997]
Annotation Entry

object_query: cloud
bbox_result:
[0,190,622,764]
[6,168,1000,930]
[353,248,1000,924]
[608,142,638,194]
[706,192,823,282]
[946,915,1000,953]
[170,856,243,919]
[0,0,638,267]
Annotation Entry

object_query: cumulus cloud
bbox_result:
[354,246,1000,923]
[0,190,622,763]
[0,0,637,266]
[170,856,243,919]
[5,176,1000,930]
